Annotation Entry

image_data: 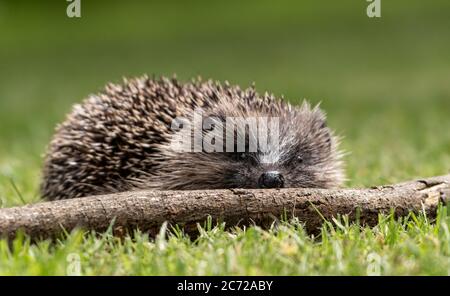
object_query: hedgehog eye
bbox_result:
[297,156,304,163]
[232,153,248,161]
[230,152,245,161]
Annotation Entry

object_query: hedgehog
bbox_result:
[41,76,345,200]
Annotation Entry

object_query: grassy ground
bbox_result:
[0,0,449,275]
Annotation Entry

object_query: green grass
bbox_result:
[0,0,449,275]
[1,210,449,275]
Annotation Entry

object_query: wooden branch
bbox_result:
[0,175,449,240]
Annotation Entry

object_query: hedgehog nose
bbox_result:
[258,171,285,188]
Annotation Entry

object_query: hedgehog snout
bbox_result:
[257,171,285,188]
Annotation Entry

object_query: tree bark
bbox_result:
[0,174,449,240]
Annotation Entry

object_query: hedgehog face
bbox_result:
[153,103,344,190]
[216,124,343,190]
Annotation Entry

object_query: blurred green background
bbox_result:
[0,0,449,207]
